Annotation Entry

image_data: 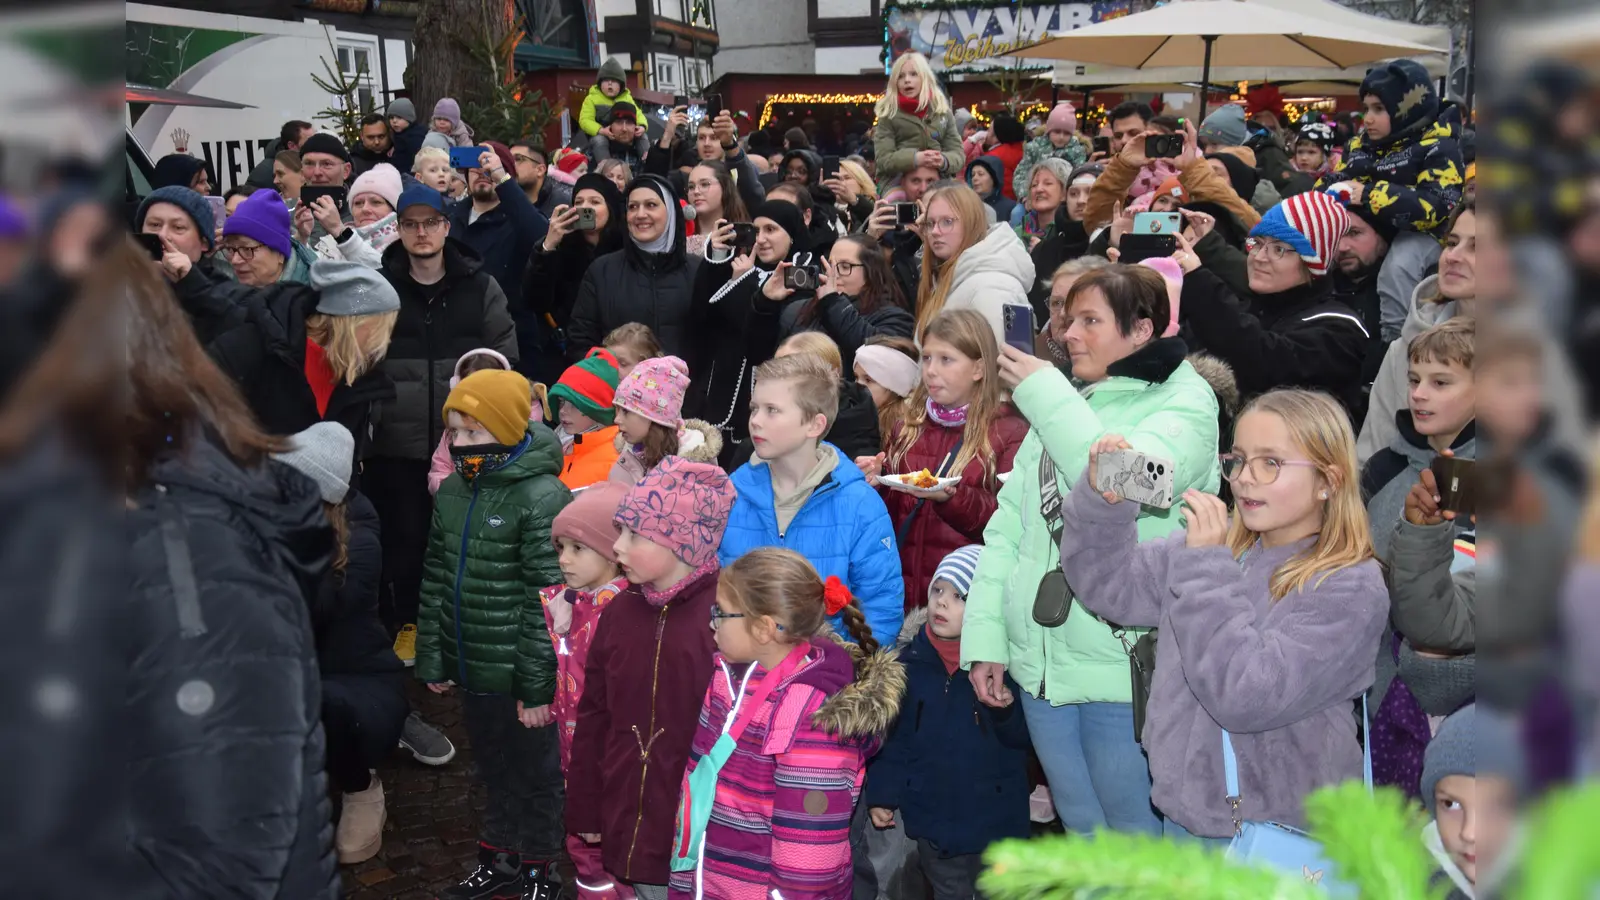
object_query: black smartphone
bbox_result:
[1092,136,1111,155]
[1119,233,1177,265]
[135,232,165,260]
[574,206,597,231]
[895,202,919,225]
[673,94,689,109]
[300,185,348,213]
[731,222,758,250]
[1145,133,1183,158]
[706,93,725,118]
[1002,303,1034,354]
[822,155,841,179]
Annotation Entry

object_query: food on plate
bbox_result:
[904,469,939,489]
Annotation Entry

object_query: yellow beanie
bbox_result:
[442,369,532,446]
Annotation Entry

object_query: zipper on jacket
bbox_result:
[450,481,479,687]
[423,305,437,452]
[624,605,671,878]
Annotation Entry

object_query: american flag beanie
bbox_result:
[1248,191,1351,278]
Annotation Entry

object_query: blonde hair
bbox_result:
[305,311,397,385]
[777,331,843,373]
[915,185,992,335]
[721,547,878,653]
[837,160,877,202]
[889,309,1002,482]
[875,52,951,120]
[411,146,449,174]
[1407,316,1475,370]
[1226,390,1375,601]
[753,353,840,431]
[603,322,662,368]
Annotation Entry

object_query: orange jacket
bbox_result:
[559,425,621,490]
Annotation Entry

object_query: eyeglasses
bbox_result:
[220,243,261,261]
[1244,238,1300,262]
[709,608,746,629]
[399,217,448,234]
[927,216,960,233]
[1048,296,1072,313]
[512,154,543,167]
[831,261,859,277]
[1219,453,1321,484]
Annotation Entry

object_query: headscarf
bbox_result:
[624,174,680,256]
[750,199,812,262]
[569,173,627,255]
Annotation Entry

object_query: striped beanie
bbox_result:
[549,348,621,426]
[1249,191,1350,278]
[931,544,984,601]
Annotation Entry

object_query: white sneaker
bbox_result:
[336,775,386,864]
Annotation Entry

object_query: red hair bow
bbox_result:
[823,576,852,616]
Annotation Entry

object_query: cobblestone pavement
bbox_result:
[340,680,486,900]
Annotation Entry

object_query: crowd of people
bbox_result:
[116,49,1583,900]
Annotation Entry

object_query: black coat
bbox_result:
[1026,210,1090,320]
[1179,266,1369,416]
[390,125,425,178]
[348,145,391,181]
[683,260,787,464]
[447,178,550,374]
[128,437,337,899]
[315,491,404,677]
[375,238,520,460]
[566,239,699,363]
[791,291,916,376]
[171,267,397,481]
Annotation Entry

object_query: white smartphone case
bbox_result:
[1094,449,1176,509]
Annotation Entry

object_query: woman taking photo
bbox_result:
[566,174,699,360]
[962,264,1226,836]
[791,233,915,374]
[872,51,964,184]
[915,183,1035,344]
[684,160,749,258]
[526,173,626,374]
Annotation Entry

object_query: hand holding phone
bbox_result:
[1144,133,1184,158]
[1095,448,1177,508]
[1429,456,1476,516]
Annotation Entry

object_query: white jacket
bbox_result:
[938,221,1036,344]
[312,212,399,270]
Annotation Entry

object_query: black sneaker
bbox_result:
[519,860,563,900]
[439,843,523,900]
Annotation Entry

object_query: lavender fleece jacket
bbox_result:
[1057,472,1388,836]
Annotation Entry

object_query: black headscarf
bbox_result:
[750,199,812,264]
[152,154,213,192]
[568,173,627,256]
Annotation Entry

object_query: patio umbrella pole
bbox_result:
[1198,34,1217,120]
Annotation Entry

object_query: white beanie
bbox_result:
[271,422,354,504]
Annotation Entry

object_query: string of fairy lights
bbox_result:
[752,91,1338,131]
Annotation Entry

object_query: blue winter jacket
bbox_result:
[720,443,905,645]
[865,614,1033,857]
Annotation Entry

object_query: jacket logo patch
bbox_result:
[486,514,506,528]
[882,537,892,550]
[803,790,829,815]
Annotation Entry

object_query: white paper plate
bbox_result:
[876,473,962,497]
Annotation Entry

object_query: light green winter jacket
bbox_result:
[961,343,1225,705]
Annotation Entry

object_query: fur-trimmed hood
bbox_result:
[806,628,906,740]
[610,417,722,464]
[1185,352,1239,415]
[896,607,928,648]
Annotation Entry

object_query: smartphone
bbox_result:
[895,202,919,225]
[705,93,725,118]
[673,94,689,109]
[135,232,165,260]
[783,264,819,291]
[203,194,228,224]
[1145,132,1184,158]
[1002,303,1034,354]
[730,222,758,250]
[1092,136,1111,155]
[574,205,596,231]
[1132,211,1182,236]
[1119,233,1177,265]
[449,145,491,169]
[300,185,347,214]
[1430,456,1477,515]
[822,155,841,179]
[1096,449,1177,508]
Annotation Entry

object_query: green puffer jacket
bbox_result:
[873,107,965,184]
[418,425,572,704]
[960,340,1226,705]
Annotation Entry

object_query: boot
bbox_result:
[520,859,564,900]
[335,774,386,864]
[440,842,524,900]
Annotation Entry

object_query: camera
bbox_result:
[783,264,820,291]
[1144,133,1184,158]
[574,206,596,231]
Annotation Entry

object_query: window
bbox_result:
[337,37,379,113]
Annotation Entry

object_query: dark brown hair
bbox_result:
[860,334,919,442]
[689,160,750,224]
[1066,264,1170,338]
[325,501,350,576]
[721,547,878,654]
[798,233,907,327]
[638,420,680,471]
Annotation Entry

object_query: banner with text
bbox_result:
[885,0,1134,73]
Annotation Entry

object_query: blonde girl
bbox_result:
[860,309,1027,605]
[603,321,662,381]
[1061,388,1387,842]
[854,335,920,446]
[667,548,901,900]
[914,184,1034,342]
[872,51,964,183]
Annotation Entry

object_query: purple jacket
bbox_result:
[1057,473,1388,836]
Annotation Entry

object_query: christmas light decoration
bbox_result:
[759,92,884,128]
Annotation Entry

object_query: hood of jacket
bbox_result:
[611,417,723,465]
[1400,274,1460,344]
[1185,352,1240,415]
[152,153,210,190]
[474,424,565,486]
[780,148,825,187]
[966,155,1006,202]
[1375,99,1464,151]
[806,630,907,740]
[895,606,929,648]
[1391,408,1477,467]
[950,221,1034,292]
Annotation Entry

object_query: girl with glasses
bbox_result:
[684,160,748,259]
[914,183,1034,348]
[1063,388,1385,843]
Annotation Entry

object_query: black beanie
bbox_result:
[1359,58,1439,136]
[992,115,1026,145]
[751,199,812,256]
[1206,151,1259,204]
[298,132,351,163]
[1345,199,1399,245]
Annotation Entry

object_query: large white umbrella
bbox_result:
[1011,0,1446,117]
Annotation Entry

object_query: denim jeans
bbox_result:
[1019,694,1160,834]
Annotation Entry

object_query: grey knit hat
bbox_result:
[931,545,984,600]
[1198,104,1248,147]
[1396,642,1476,717]
[1421,704,1475,815]
[310,259,401,316]
[272,422,354,504]
[387,97,417,124]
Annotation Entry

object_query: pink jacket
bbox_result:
[539,577,630,773]
[666,636,903,900]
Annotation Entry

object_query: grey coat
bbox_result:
[1359,412,1476,560]
[1385,518,1474,652]
[1057,471,1387,837]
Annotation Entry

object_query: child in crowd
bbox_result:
[604,322,663,381]
[720,354,905,645]
[428,348,549,494]
[1060,389,1388,841]
[669,548,902,900]
[430,97,475,147]
[867,545,1031,900]
[1293,121,1339,180]
[853,335,921,451]
[417,370,572,898]
[539,481,632,900]
[549,348,623,489]
[609,355,722,485]
[411,146,453,194]
[566,457,735,899]
[1361,318,1476,559]
[777,331,883,461]
[1421,705,1478,899]
[579,57,650,138]
[1013,102,1089,200]
[871,51,964,188]
[860,309,1027,608]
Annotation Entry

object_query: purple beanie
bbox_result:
[432,98,462,130]
[222,189,293,260]
[614,456,736,568]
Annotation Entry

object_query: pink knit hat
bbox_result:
[614,456,736,568]
[615,356,691,428]
[1045,102,1078,134]
[349,163,403,211]
[553,480,630,562]
[1137,257,1184,338]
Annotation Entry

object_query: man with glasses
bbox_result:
[291,132,355,246]
[447,141,549,373]
[510,142,570,217]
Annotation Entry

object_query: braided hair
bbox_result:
[721,548,878,653]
